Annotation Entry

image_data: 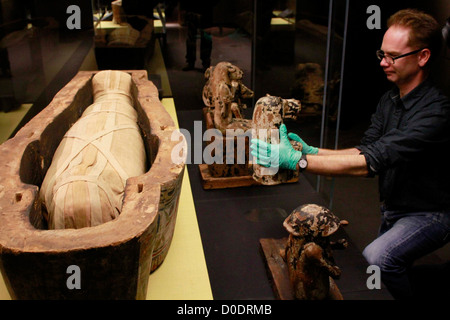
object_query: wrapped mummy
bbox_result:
[40,70,146,229]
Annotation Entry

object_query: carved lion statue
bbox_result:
[202,61,254,133]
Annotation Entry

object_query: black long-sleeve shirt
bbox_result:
[357,78,450,212]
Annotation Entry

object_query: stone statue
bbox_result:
[202,61,254,133]
[200,62,304,184]
[281,204,348,299]
[252,94,302,185]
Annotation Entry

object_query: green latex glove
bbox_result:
[287,132,319,155]
[251,124,302,171]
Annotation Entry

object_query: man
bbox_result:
[251,9,450,299]
[179,0,217,71]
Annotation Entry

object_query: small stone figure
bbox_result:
[281,204,348,300]
[252,94,302,185]
[202,61,254,133]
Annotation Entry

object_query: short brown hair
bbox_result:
[387,9,442,64]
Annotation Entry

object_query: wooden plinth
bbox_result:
[259,238,343,300]
[199,164,299,189]
[199,163,259,189]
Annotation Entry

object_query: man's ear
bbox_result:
[418,48,431,67]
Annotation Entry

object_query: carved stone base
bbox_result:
[259,238,343,300]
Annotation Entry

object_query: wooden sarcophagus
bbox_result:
[0,70,187,299]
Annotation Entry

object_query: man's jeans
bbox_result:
[362,206,450,299]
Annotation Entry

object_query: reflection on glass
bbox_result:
[251,0,349,207]
[0,1,93,139]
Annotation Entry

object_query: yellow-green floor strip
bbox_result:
[0,104,32,144]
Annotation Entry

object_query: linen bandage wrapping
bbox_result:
[40,70,146,229]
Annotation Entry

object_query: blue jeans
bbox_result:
[362,206,450,299]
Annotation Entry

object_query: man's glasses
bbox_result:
[376,48,425,65]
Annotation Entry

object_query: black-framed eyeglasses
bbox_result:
[376,48,426,65]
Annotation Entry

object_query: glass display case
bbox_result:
[1,0,448,205]
[251,0,349,206]
[250,0,449,207]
